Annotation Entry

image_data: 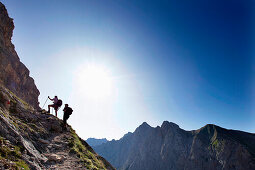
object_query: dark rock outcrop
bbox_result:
[0,2,39,109]
[94,121,255,170]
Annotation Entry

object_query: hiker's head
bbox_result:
[65,104,68,107]
[55,96,57,98]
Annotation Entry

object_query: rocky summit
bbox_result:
[0,2,114,169]
[94,121,255,170]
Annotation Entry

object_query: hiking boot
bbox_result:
[47,110,50,113]
[62,126,67,131]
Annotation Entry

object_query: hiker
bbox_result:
[62,104,73,130]
[48,96,62,116]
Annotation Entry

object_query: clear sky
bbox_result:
[1,0,254,140]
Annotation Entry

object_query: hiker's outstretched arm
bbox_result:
[48,96,53,101]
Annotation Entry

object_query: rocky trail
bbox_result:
[44,132,86,170]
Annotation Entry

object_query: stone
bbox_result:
[38,138,50,144]
[46,154,64,162]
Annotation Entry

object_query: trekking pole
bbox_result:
[42,97,48,109]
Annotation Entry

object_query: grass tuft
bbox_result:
[0,137,30,169]
[68,129,107,169]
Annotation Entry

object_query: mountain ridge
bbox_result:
[94,121,255,170]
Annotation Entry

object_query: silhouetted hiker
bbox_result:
[48,96,62,116]
[62,104,73,130]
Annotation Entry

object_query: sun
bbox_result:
[75,64,114,100]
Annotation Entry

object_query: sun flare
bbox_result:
[75,64,113,100]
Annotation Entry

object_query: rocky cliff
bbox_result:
[0,2,39,110]
[94,121,255,170]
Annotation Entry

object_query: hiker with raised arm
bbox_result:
[48,96,62,117]
[62,104,73,131]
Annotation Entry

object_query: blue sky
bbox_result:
[1,0,254,139]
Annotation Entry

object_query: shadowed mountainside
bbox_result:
[94,121,255,170]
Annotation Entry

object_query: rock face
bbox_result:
[0,2,39,109]
[94,121,255,170]
[86,138,108,147]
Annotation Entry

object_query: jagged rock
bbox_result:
[0,2,39,110]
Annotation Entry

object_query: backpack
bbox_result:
[56,99,62,107]
[66,107,73,115]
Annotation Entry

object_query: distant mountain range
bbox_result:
[93,121,255,170]
[86,138,108,147]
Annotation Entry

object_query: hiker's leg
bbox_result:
[63,118,67,126]
[48,104,53,112]
[62,117,67,130]
[55,109,57,117]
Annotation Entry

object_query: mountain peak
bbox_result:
[199,124,222,133]
[161,121,179,129]
[141,122,150,127]
[135,122,151,132]
[139,122,152,129]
